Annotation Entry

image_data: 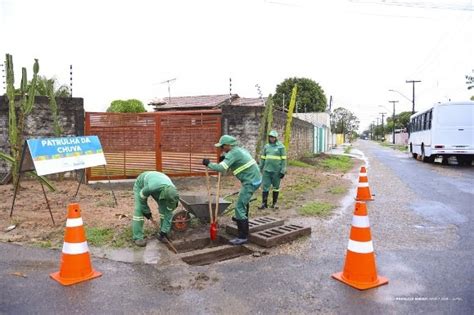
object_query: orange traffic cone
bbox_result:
[355,166,374,201]
[332,201,388,290]
[50,203,102,286]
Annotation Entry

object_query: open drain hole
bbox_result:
[171,235,254,266]
[172,235,229,253]
[181,246,253,266]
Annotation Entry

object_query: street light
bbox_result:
[388,80,421,115]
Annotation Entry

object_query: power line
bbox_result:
[349,0,474,12]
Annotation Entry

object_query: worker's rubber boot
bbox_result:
[229,219,248,245]
[258,192,269,210]
[134,239,147,247]
[271,191,279,209]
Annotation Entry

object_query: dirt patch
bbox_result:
[0,154,361,249]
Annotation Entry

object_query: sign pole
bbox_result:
[40,181,55,225]
[73,170,85,199]
[103,165,117,207]
[10,141,28,218]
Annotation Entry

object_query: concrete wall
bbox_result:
[0,96,84,174]
[221,105,314,160]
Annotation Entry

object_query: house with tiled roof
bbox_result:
[149,94,265,111]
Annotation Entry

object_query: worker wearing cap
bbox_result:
[132,171,179,247]
[259,130,287,209]
[203,135,262,245]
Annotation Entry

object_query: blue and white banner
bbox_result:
[27,136,106,176]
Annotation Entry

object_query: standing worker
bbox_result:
[203,135,262,245]
[132,171,180,247]
[258,130,287,209]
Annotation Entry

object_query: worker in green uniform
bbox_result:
[258,130,287,209]
[203,135,262,245]
[132,171,180,247]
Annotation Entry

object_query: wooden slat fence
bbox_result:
[85,110,221,181]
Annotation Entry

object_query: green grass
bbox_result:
[86,227,114,247]
[328,186,347,194]
[343,146,352,154]
[288,160,313,168]
[320,155,353,173]
[111,228,134,248]
[298,202,336,217]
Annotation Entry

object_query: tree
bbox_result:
[466,70,474,100]
[330,107,360,142]
[466,70,474,90]
[273,77,327,113]
[106,99,146,113]
[386,111,412,130]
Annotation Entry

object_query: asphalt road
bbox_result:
[1,140,472,314]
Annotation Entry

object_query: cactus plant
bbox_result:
[4,54,40,185]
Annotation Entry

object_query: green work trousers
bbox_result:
[262,171,281,193]
[235,182,260,220]
[132,187,173,240]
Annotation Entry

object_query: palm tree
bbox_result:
[33,76,71,97]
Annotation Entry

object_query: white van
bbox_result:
[408,101,474,165]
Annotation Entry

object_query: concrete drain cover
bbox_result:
[169,236,253,266]
[226,216,284,235]
[226,217,311,248]
[250,224,311,248]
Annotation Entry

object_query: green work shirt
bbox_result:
[135,171,178,210]
[208,146,262,186]
[259,141,287,174]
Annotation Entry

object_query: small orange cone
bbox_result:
[355,166,374,201]
[332,201,388,290]
[50,203,102,286]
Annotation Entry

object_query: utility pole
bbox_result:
[161,78,177,103]
[406,80,421,114]
[376,118,380,141]
[389,100,398,144]
[379,113,386,141]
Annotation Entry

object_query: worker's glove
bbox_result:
[202,158,210,166]
[143,212,152,220]
[279,173,285,179]
[219,155,225,162]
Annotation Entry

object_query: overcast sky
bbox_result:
[1,0,473,131]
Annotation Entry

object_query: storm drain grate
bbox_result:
[250,224,311,248]
[226,216,284,236]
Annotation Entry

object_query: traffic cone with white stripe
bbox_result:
[332,201,388,290]
[50,203,102,286]
[355,166,374,201]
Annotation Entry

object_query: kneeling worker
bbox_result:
[132,171,179,247]
[203,135,262,245]
[259,130,287,209]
